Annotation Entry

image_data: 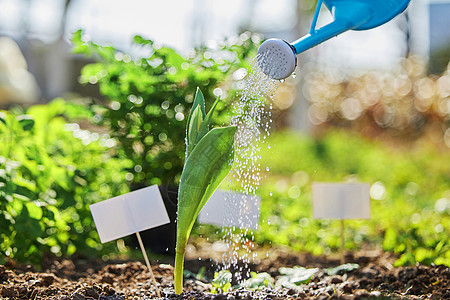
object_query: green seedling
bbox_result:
[240,271,274,290]
[174,88,237,294]
[183,266,207,281]
[276,266,319,290]
[211,270,233,294]
[323,263,359,276]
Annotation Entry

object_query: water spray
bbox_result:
[257,0,411,80]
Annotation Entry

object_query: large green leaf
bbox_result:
[177,125,236,244]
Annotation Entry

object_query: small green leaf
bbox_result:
[133,35,153,47]
[24,202,43,220]
[276,267,319,290]
[196,96,220,144]
[186,88,206,141]
[211,270,232,294]
[17,115,35,131]
[240,272,274,290]
[323,263,359,276]
[187,106,203,156]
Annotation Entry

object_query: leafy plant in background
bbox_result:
[0,100,129,264]
[174,89,237,294]
[72,30,259,189]
[1,30,259,265]
[252,130,450,267]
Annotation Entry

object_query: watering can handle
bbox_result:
[291,1,373,55]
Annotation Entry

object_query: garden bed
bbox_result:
[1,244,449,300]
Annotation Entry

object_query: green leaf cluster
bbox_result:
[276,266,319,290]
[72,30,259,189]
[239,271,274,290]
[211,270,233,294]
[0,100,129,265]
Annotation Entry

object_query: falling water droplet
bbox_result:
[291,72,297,78]
[219,53,279,282]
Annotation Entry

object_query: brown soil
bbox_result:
[1,244,449,300]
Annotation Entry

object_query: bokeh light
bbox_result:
[303,56,450,146]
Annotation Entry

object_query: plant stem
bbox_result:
[340,219,345,265]
[174,242,186,295]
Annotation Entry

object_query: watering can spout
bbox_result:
[257,0,411,80]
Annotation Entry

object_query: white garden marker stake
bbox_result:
[312,182,370,264]
[198,190,261,230]
[135,231,161,298]
[90,185,170,298]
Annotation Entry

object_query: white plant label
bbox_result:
[312,182,370,219]
[90,185,170,243]
[198,190,261,230]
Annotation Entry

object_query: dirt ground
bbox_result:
[1,243,449,300]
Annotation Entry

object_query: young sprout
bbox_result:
[174,88,237,294]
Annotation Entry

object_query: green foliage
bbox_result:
[0,100,129,264]
[72,30,259,188]
[211,270,232,294]
[254,130,450,267]
[324,263,359,276]
[183,266,206,282]
[1,30,259,266]
[174,89,237,294]
[239,272,274,290]
[276,266,319,290]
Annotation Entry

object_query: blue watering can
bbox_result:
[257,0,411,80]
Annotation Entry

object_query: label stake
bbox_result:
[136,232,161,298]
[340,219,345,265]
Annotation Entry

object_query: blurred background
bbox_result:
[1,0,449,132]
[0,0,449,267]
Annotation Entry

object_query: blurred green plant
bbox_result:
[252,130,450,267]
[275,266,319,290]
[324,263,359,276]
[72,30,260,188]
[0,100,129,265]
[239,272,274,290]
[196,129,449,267]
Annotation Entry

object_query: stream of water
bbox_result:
[219,55,280,281]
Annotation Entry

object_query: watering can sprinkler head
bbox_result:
[257,0,411,80]
[257,39,297,81]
